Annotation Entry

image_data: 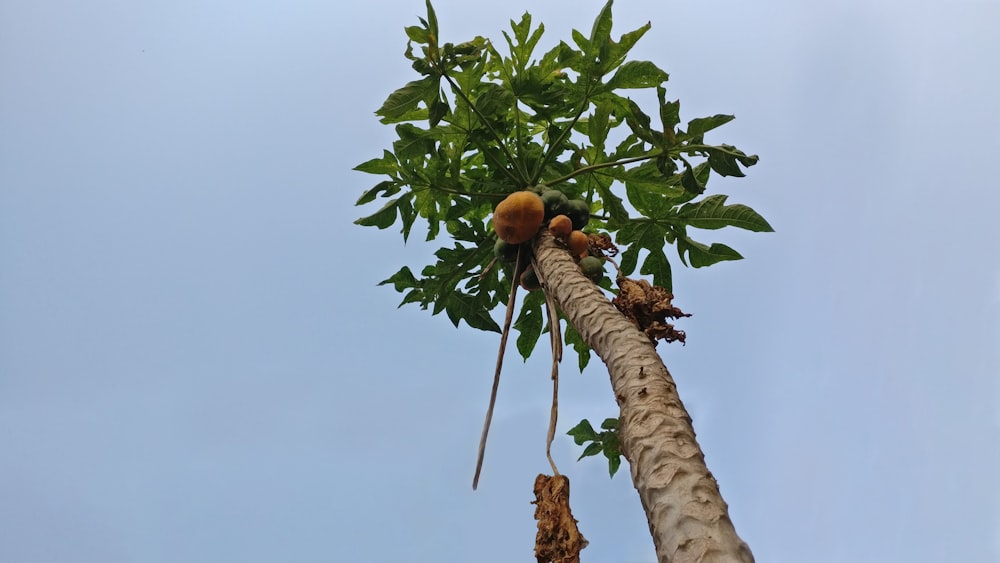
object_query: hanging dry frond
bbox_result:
[612,276,691,345]
[587,231,618,256]
[532,474,587,563]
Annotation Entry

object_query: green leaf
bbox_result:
[504,12,545,71]
[640,247,672,289]
[657,87,680,138]
[607,22,651,71]
[617,219,667,250]
[570,29,590,55]
[588,1,614,60]
[686,114,735,138]
[428,96,449,128]
[446,292,502,332]
[514,290,545,360]
[392,123,435,160]
[398,195,417,242]
[474,83,516,117]
[602,430,620,454]
[704,144,759,177]
[677,236,743,268]
[600,417,619,430]
[588,101,612,148]
[424,0,438,39]
[355,180,400,206]
[595,183,629,226]
[601,429,622,477]
[354,150,399,176]
[376,77,437,123]
[567,419,599,444]
[607,60,669,89]
[619,161,687,212]
[379,266,418,291]
[617,97,661,147]
[624,182,671,218]
[619,243,639,275]
[617,219,676,286]
[354,197,401,229]
[405,26,429,44]
[680,160,708,196]
[677,194,774,232]
[607,454,622,477]
[564,322,591,371]
[578,442,603,461]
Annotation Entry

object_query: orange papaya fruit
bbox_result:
[493,191,545,244]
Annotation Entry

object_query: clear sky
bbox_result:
[2,1,998,562]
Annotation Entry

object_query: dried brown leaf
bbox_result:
[612,277,691,345]
[533,474,588,563]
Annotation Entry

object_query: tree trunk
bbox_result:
[532,231,755,563]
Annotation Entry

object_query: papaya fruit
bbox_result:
[520,265,541,291]
[540,189,569,219]
[494,191,545,244]
[579,256,605,283]
[548,214,573,238]
[516,243,532,273]
[494,239,521,264]
[567,230,589,258]
[565,199,590,230]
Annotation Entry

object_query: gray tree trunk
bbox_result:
[532,231,755,563]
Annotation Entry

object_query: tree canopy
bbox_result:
[355,0,772,369]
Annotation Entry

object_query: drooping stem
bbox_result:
[473,245,526,490]
[543,279,563,476]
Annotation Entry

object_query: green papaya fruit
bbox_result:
[565,199,591,230]
[494,239,522,264]
[540,189,569,219]
[520,265,541,291]
[578,256,604,283]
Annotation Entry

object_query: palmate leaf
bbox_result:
[678,194,774,232]
[502,12,545,72]
[567,417,623,477]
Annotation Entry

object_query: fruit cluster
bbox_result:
[492,189,606,289]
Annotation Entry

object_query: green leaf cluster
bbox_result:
[355,0,772,348]
[567,418,623,477]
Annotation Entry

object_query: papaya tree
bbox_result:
[354,2,770,561]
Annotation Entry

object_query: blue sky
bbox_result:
[1,1,998,562]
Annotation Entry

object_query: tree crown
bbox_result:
[355,0,772,367]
